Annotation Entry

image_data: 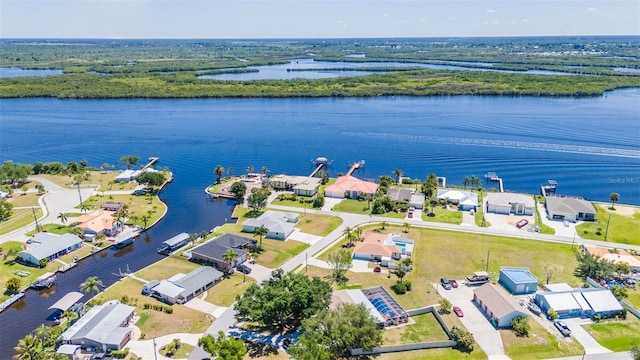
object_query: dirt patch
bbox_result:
[599,203,639,217]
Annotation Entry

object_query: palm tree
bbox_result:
[261,166,269,176]
[470,175,481,189]
[610,192,620,210]
[403,222,411,233]
[381,221,388,230]
[253,225,268,251]
[80,276,103,297]
[79,203,91,213]
[392,169,403,184]
[34,324,51,347]
[189,233,198,247]
[222,249,238,269]
[342,226,353,246]
[199,230,209,240]
[14,334,41,360]
[226,167,234,177]
[214,165,225,184]
[140,213,151,229]
[57,212,68,225]
[353,227,363,242]
[462,176,470,189]
[246,165,254,174]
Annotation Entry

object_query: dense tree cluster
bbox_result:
[288,303,383,360]
[574,251,615,281]
[198,331,247,360]
[234,269,332,333]
[0,161,32,185]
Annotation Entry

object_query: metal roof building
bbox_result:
[535,288,623,319]
[60,301,134,351]
[499,267,539,295]
[19,233,83,266]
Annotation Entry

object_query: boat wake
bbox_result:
[343,132,640,159]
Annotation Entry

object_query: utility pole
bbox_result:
[32,207,41,232]
[76,182,83,206]
[485,250,490,272]
[153,337,158,360]
[604,214,612,241]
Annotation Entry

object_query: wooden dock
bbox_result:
[346,160,365,176]
[309,163,324,177]
[485,172,504,192]
[142,157,159,170]
[0,292,25,313]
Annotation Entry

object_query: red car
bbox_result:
[516,219,528,228]
[453,306,464,317]
[373,266,381,273]
[450,279,458,288]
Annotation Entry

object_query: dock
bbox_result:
[346,160,365,176]
[485,172,504,192]
[0,292,25,313]
[309,163,324,178]
[142,157,159,170]
[112,228,141,248]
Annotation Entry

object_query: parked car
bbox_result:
[373,266,381,273]
[440,278,452,290]
[554,320,571,337]
[236,264,252,274]
[450,279,458,288]
[516,219,528,228]
[453,306,464,317]
[408,212,413,218]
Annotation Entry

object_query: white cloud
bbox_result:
[585,7,597,13]
[486,9,496,13]
[522,19,531,23]
[448,16,456,21]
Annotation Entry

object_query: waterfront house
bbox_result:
[473,283,529,328]
[269,174,321,196]
[242,210,298,240]
[143,266,223,305]
[189,233,256,270]
[437,189,478,211]
[75,210,122,238]
[324,175,378,199]
[535,287,623,319]
[409,193,425,209]
[114,167,159,183]
[19,233,83,266]
[352,233,413,262]
[60,300,134,351]
[544,196,596,222]
[485,193,534,215]
[387,187,414,204]
[498,267,538,295]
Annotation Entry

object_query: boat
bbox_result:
[465,271,491,285]
[31,272,57,290]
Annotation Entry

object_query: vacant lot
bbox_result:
[584,318,640,351]
[421,206,463,224]
[0,208,43,235]
[576,204,640,246]
[501,319,583,359]
[204,272,255,307]
[332,199,404,219]
[136,255,200,281]
[295,213,342,236]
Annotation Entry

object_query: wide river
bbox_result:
[0,89,639,356]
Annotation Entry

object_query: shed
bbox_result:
[499,267,538,295]
[473,283,528,328]
[56,344,81,359]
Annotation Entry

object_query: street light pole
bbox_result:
[153,337,158,360]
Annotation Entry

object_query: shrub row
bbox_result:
[143,303,174,314]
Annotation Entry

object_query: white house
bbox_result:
[19,233,83,266]
[144,267,224,304]
[486,193,534,215]
[437,189,478,211]
[242,210,298,240]
[60,301,134,351]
[545,196,596,222]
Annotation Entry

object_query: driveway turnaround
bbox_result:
[562,318,612,355]
[435,282,512,360]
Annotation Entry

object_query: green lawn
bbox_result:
[625,287,640,309]
[576,204,640,246]
[79,193,167,228]
[474,193,490,227]
[332,199,405,219]
[160,342,194,358]
[383,313,450,344]
[136,255,200,281]
[256,239,309,268]
[204,272,255,307]
[501,319,584,359]
[422,206,463,224]
[26,223,70,236]
[6,192,40,207]
[584,318,640,351]
[534,203,555,235]
[377,348,487,360]
[0,208,43,236]
[295,213,342,236]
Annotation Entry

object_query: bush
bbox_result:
[592,313,602,322]
[110,348,129,359]
[451,326,474,353]
[547,308,559,320]
[618,308,627,320]
[391,282,407,295]
[403,280,412,291]
[511,316,530,337]
[439,298,452,314]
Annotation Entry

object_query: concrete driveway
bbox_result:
[537,203,578,238]
[562,318,612,355]
[435,282,511,360]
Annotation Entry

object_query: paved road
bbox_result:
[563,318,612,355]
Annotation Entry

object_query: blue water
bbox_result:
[198,58,577,81]
[1,90,639,356]
[0,67,64,78]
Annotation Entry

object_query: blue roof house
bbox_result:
[499,267,539,295]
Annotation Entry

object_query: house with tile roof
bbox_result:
[324,175,378,199]
[76,210,122,237]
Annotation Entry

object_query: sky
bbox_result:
[1,0,639,39]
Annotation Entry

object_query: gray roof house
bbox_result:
[60,301,134,351]
[387,187,414,203]
[243,210,298,240]
[144,266,224,304]
[545,196,596,222]
[486,193,534,216]
[269,175,321,196]
[19,233,83,266]
[189,233,256,271]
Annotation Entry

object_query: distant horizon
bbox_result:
[3,34,639,41]
[2,1,638,39]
